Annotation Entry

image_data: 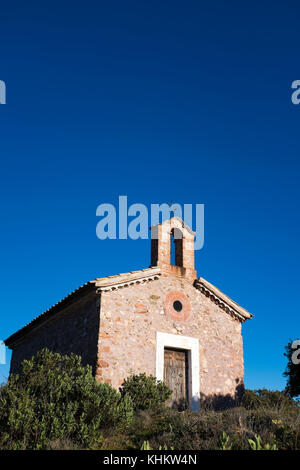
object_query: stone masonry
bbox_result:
[5,217,252,409]
[97,275,244,398]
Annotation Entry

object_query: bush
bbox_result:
[1,355,299,451]
[119,389,300,450]
[0,349,134,449]
[243,389,298,412]
[120,373,172,411]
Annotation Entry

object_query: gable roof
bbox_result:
[4,281,96,348]
[194,277,252,322]
[4,267,161,348]
[4,267,251,348]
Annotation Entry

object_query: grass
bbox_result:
[100,391,300,450]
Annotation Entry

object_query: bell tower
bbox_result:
[150,217,197,282]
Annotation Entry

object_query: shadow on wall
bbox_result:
[200,380,245,411]
[170,398,189,412]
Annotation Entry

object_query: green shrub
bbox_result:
[243,389,297,412]
[124,395,300,450]
[113,393,135,427]
[0,349,134,449]
[141,440,173,450]
[120,373,172,411]
[1,357,299,451]
[218,431,232,450]
[248,434,278,450]
[272,419,299,450]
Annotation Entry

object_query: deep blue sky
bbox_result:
[0,1,299,390]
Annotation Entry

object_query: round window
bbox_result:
[173,300,183,312]
[164,291,191,321]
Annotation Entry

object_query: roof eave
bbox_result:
[194,277,253,322]
[4,267,162,349]
[4,282,97,348]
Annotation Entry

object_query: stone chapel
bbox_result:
[5,217,252,410]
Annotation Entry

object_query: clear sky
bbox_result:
[0,1,299,390]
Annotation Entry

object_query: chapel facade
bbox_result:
[5,217,252,410]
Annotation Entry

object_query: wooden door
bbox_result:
[164,348,188,410]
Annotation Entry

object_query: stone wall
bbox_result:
[96,274,244,400]
[9,294,99,374]
[8,272,245,404]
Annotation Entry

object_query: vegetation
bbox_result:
[140,440,173,450]
[284,339,300,398]
[120,373,172,411]
[0,349,133,449]
[0,349,299,450]
[102,390,299,450]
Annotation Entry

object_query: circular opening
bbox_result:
[173,300,183,312]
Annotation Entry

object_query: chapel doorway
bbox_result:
[164,348,189,410]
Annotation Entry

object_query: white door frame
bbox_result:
[155,331,200,411]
